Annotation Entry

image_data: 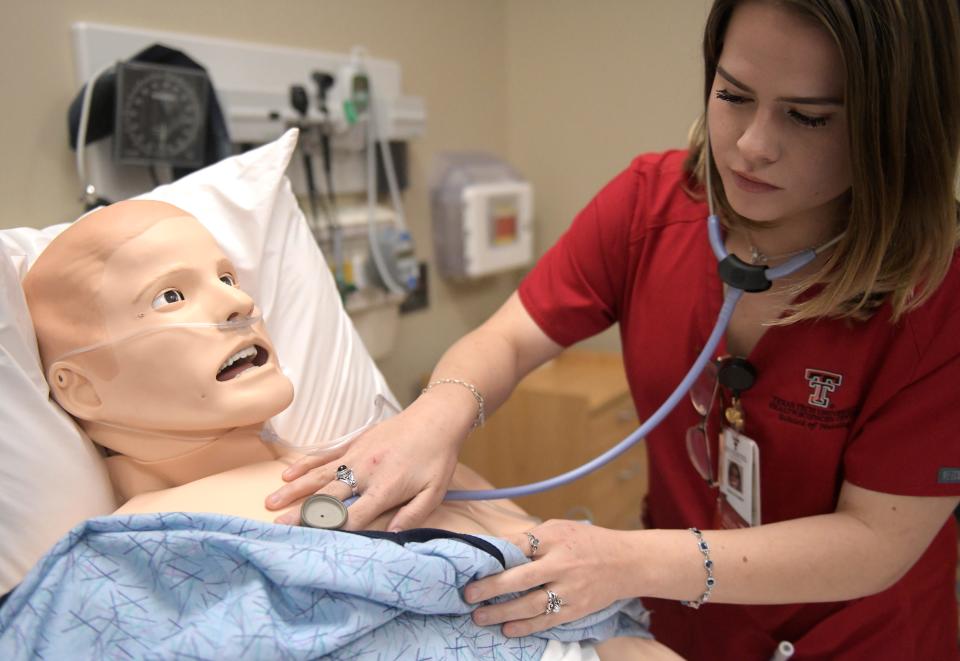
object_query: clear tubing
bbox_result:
[91,417,221,443]
[76,62,115,203]
[377,118,408,232]
[260,394,400,454]
[365,80,408,296]
[50,311,263,364]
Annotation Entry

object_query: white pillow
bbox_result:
[0,129,395,595]
[0,240,117,597]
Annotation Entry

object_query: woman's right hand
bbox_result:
[266,294,563,531]
[264,389,476,531]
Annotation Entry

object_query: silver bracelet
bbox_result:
[680,527,715,609]
[422,378,486,429]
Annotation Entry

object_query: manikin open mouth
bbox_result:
[216,345,269,382]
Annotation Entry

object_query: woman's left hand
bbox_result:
[464,519,634,636]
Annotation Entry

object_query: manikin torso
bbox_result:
[98,408,535,535]
[112,453,537,537]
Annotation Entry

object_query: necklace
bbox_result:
[744,229,844,265]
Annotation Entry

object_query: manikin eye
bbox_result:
[152,288,185,309]
[220,274,237,287]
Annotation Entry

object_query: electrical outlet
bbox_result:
[400,262,428,314]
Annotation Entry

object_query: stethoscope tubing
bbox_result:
[444,283,741,501]
[441,213,818,502]
[338,214,819,509]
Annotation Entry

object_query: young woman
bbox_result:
[266,1,960,656]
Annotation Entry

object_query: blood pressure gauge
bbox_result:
[114,61,209,167]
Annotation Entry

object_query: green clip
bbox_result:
[343,100,358,125]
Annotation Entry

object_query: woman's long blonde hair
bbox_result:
[686,0,960,322]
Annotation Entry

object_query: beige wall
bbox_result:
[1,0,711,402]
[504,0,711,352]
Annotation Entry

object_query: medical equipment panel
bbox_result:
[70,23,426,358]
[71,22,425,204]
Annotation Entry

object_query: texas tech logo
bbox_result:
[804,369,842,408]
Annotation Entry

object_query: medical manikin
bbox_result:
[21,200,680,660]
[21,200,531,536]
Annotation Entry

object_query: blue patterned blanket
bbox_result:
[0,513,650,659]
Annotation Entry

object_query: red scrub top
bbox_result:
[518,150,960,659]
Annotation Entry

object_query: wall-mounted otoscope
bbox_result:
[289,84,322,235]
[311,71,335,189]
[311,71,348,291]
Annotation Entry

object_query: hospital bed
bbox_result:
[0,131,676,659]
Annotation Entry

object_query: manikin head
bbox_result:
[23,200,294,458]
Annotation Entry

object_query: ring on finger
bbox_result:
[335,464,359,497]
[544,588,564,615]
[525,531,540,557]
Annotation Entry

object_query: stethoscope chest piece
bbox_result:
[300,494,349,530]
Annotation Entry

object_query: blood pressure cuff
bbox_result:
[349,527,507,569]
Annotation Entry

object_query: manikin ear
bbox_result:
[48,362,103,420]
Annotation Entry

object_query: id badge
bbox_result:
[715,427,761,528]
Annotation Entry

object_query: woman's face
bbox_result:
[707,0,851,228]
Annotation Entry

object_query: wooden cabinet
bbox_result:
[460,351,647,529]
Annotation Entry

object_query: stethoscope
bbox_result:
[301,153,841,529]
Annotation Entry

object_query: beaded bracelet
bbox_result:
[680,527,715,609]
[422,378,486,429]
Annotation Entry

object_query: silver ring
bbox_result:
[335,464,359,497]
[544,589,563,615]
[525,531,540,557]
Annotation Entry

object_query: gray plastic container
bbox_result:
[430,151,527,278]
